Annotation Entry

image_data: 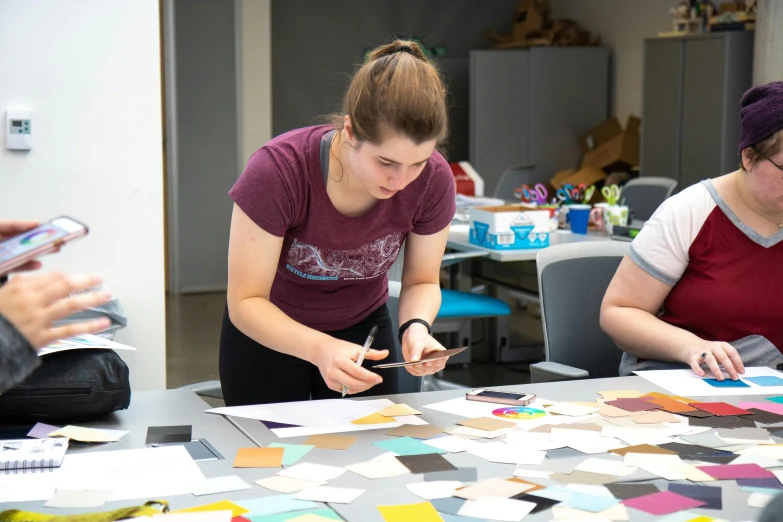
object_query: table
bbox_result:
[16,377,773,520]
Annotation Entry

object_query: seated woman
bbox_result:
[601,81,783,381]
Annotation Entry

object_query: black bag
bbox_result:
[0,349,131,422]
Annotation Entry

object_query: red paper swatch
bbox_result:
[690,402,752,417]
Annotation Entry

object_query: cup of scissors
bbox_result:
[514,183,549,206]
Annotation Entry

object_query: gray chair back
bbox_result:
[536,241,629,379]
[619,176,678,221]
[493,165,550,201]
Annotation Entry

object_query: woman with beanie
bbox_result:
[601,81,783,380]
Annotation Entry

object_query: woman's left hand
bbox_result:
[401,323,448,377]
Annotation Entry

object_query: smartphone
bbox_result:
[466,388,536,406]
[0,217,88,275]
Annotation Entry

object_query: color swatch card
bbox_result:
[622,491,706,516]
[605,483,659,500]
[377,502,444,522]
[268,443,315,466]
[746,376,783,386]
[350,413,396,425]
[703,378,749,388]
[454,478,533,501]
[234,495,317,516]
[303,434,357,450]
[146,425,192,445]
[691,402,752,416]
[668,483,722,510]
[604,398,660,412]
[374,436,447,456]
[44,489,112,508]
[190,475,252,496]
[456,417,515,431]
[421,435,482,454]
[457,497,536,522]
[378,404,422,417]
[345,453,411,479]
[233,447,284,468]
[405,480,462,500]
[175,500,248,517]
[293,486,365,504]
[385,425,445,440]
[396,453,457,474]
[696,463,775,480]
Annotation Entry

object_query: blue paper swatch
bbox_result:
[373,436,446,456]
[567,493,620,513]
[703,378,749,387]
[745,376,783,387]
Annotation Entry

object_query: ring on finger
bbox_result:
[700,352,708,361]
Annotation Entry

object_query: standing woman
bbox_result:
[220,40,457,406]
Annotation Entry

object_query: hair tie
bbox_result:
[396,45,415,56]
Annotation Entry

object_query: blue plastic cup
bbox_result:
[568,204,591,234]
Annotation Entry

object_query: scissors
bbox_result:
[602,184,621,206]
[514,183,548,204]
[556,184,576,203]
[582,185,596,203]
[570,183,588,201]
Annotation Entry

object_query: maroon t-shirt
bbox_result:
[229,125,456,331]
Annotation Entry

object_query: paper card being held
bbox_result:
[373,347,467,368]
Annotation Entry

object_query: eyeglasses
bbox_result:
[757,149,783,173]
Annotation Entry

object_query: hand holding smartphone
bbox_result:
[0,217,88,276]
[466,388,536,406]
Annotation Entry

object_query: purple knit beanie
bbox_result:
[739,81,783,153]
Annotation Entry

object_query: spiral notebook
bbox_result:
[1,438,69,473]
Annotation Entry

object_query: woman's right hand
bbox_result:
[311,338,388,395]
[685,341,745,381]
[0,272,112,349]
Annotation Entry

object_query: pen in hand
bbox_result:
[341,325,378,398]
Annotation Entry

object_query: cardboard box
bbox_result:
[581,116,640,172]
[549,166,607,204]
[450,161,484,197]
[469,205,550,250]
[578,118,623,155]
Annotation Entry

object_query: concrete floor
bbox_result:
[166,292,539,390]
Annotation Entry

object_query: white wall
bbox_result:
[754,0,783,85]
[0,0,166,390]
[549,0,674,123]
[238,0,273,163]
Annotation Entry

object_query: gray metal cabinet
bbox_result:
[469,48,609,197]
[641,33,754,189]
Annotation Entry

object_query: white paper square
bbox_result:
[293,486,365,504]
[190,475,251,496]
[468,441,546,465]
[254,476,326,494]
[458,498,537,522]
[405,480,462,500]
[575,458,638,477]
[422,435,483,453]
[278,462,346,482]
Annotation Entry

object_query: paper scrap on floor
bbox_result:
[634,367,783,397]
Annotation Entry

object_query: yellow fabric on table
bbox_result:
[0,500,168,522]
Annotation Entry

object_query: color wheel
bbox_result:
[20,229,57,246]
[492,406,546,420]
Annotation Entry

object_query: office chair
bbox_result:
[529,240,629,383]
[493,164,550,201]
[619,177,678,221]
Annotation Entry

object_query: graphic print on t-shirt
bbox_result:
[285,232,405,281]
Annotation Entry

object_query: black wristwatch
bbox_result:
[398,318,432,344]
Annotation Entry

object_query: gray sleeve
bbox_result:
[0,313,40,393]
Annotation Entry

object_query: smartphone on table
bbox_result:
[466,388,536,406]
[0,217,89,275]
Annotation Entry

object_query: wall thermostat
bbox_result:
[6,110,32,150]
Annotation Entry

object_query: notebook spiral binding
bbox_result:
[1,458,56,474]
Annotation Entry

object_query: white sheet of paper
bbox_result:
[190,475,251,496]
[575,458,638,477]
[749,492,774,508]
[405,480,462,500]
[506,429,567,451]
[513,466,552,479]
[738,445,783,459]
[546,403,600,417]
[152,512,232,522]
[0,474,57,503]
[207,398,394,427]
[270,414,427,438]
[50,446,204,502]
[568,437,626,455]
[458,497,537,522]
[451,426,510,439]
[421,435,483,453]
[345,454,410,479]
[423,396,554,421]
[255,476,326,494]
[468,441,546,465]
[623,453,683,468]
[44,489,112,508]
[634,366,783,397]
[278,462,347,482]
[38,334,137,357]
[293,486,365,504]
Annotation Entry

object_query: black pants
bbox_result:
[219,303,402,406]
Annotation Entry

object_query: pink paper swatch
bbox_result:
[623,491,706,515]
[739,401,783,416]
[696,463,775,480]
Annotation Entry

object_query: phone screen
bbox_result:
[0,223,72,265]
[477,390,525,400]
